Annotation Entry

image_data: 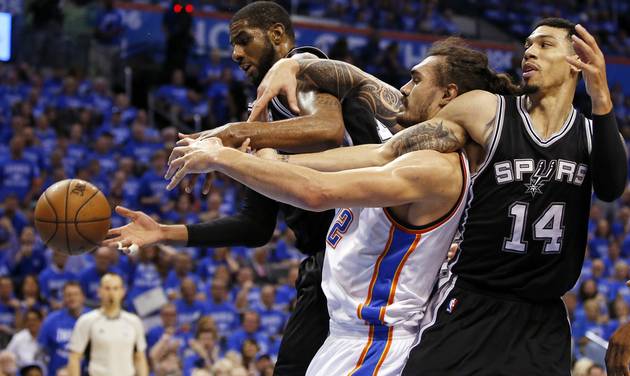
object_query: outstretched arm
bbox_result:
[566,24,627,202]
[166,139,460,211]
[266,91,498,172]
[249,58,403,129]
[185,91,345,154]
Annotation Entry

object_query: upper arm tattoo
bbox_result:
[388,120,462,156]
[295,60,402,127]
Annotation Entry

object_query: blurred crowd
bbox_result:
[0,59,302,375]
[479,0,630,56]
[0,0,627,375]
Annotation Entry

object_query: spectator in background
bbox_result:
[126,125,163,170]
[0,136,41,206]
[174,278,206,333]
[206,67,235,127]
[89,0,124,81]
[164,252,203,300]
[162,0,194,78]
[12,226,47,276]
[37,282,87,376]
[240,338,260,374]
[233,267,260,311]
[126,245,163,310]
[0,219,17,276]
[38,252,77,310]
[27,0,63,69]
[183,325,219,375]
[199,48,226,88]
[85,77,112,116]
[227,311,268,355]
[78,247,120,307]
[197,247,238,282]
[87,132,117,177]
[204,278,238,342]
[249,247,272,284]
[163,194,199,225]
[33,115,56,156]
[256,284,287,338]
[16,275,45,318]
[6,309,42,368]
[590,219,612,259]
[155,69,188,107]
[68,273,148,376]
[138,150,174,216]
[574,299,609,347]
[149,326,183,376]
[0,196,27,239]
[146,303,188,350]
[0,276,19,346]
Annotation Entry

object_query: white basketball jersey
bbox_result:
[322,153,470,330]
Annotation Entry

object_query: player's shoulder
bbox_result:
[396,149,461,171]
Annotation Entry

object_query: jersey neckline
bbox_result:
[516,95,577,148]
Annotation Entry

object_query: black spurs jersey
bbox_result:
[243,46,389,256]
[452,95,593,301]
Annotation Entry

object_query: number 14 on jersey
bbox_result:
[503,202,565,254]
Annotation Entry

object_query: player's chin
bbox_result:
[396,113,419,128]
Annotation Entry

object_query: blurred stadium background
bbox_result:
[0,0,628,375]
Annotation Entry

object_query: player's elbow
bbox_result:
[242,220,275,247]
[297,185,330,212]
[318,121,345,149]
[594,182,626,202]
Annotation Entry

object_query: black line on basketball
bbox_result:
[74,221,103,249]
[41,191,58,246]
[73,189,100,224]
[64,179,72,254]
[34,217,112,224]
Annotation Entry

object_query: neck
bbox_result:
[101,305,121,318]
[278,41,294,59]
[525,83,576,139]
[69,307,83,318]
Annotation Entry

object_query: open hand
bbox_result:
[565,24,612,114]
[165,137,225,190]
[247,58,300,122]
[103,206,163,251]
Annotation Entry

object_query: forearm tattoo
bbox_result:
[295,60,403,127]
[388,120,461,156]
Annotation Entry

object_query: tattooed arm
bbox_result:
[273,90,499,171]
[250,58,403,129]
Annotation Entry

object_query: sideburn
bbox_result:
[253,38,277,86]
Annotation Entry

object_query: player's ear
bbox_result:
[440,83,459,106]
[268,23,285,45]
[569,54,581,75]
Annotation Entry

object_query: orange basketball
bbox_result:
[34,179,111,255]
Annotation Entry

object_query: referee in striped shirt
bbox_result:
[68,273,148,376]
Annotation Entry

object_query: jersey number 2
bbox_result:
[503,202,565,254]
[326,209,353,249]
